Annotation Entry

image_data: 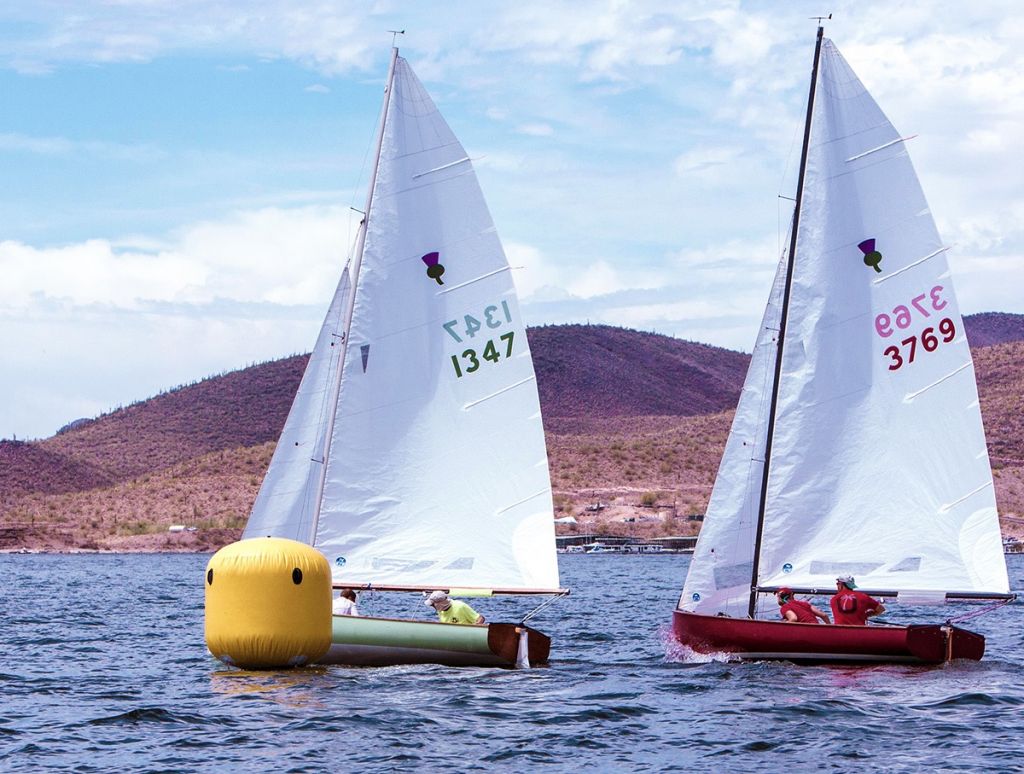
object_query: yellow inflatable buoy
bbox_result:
[204,537,332,669]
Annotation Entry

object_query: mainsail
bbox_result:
[681,38,1008,616]
[245,54,559,593]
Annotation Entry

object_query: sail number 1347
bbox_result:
[451,332,515,377]
[443,301,516,378]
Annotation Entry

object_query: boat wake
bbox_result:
[658,624,733,664]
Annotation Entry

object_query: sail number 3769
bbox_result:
[883,318,956,371]
[875,285,958,371]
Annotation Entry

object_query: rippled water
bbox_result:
[2,553,1022,771]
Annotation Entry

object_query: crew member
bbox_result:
[425,590,485,625]
[333,588,359,616]
[830,575,885,625]
[775,587,830,624]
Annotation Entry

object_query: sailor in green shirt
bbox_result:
[425,590,485,625]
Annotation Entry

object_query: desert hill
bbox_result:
[1,326,749,502]
[529,324,748,418]
[2,315,1023,551]
[963,312,1024,348]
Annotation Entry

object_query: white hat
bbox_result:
[425,590,449,608]
[836,575,857,588]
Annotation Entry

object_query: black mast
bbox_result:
[746,25,825,619]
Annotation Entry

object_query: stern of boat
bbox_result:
[487,623,551,665]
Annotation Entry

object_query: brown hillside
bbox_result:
[974,341,1024,467]
[41,355,308,482]
[530,324,747,419]
[4,326,746,500]
[963,312,1024,348]
[2,318,1024,551]
[0,440,112,499]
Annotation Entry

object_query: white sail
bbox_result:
[679,254,787,615]
[243,268,352,542]
[758,40,1008,596]
[311,57,559,590]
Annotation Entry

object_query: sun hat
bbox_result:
[425,590,449,608]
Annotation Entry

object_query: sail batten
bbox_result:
[845,135,917,163]
[439,266,514,294]
[873,246,950,283]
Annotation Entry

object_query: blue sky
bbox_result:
[2,1,1022,439]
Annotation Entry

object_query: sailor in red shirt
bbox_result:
[775,587,831,624]
[830,575,885,625]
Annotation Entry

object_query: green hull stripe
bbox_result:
[330,615,493,655]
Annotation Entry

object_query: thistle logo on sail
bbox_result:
[858,238,883,273]
[421,251,445,285]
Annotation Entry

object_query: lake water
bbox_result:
[2,553,1022,771]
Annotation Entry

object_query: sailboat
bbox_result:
[671,26,1013,664]
[207,45,566,668]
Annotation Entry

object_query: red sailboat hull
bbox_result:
[672,610,985,664]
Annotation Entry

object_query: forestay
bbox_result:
[244,268,352,543]
[312,57,559,590]
[759,41,1007,596]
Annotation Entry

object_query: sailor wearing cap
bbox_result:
[775,587,831,624]
[425,591,485,625]
[831,576,885,625]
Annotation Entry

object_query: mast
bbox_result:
[308,45,401,544]
[746,26,825,619]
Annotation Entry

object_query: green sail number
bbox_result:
[450,331,515,378]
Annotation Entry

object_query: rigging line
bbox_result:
[346,70,393,256]
[873,246,950,284]
[845,134,917,163]
[946,597,1015,624]
[777,95,804,258]
[520,590,570,624]
[748,24,825,620]
[310,45,400,546]
[904,361,971,401]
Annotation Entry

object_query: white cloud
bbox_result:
[0,204,362,438]
[516,122,554,137]
[0,205,360,312]
[673,145,745,184]
[2,0,1023,439]
[0,132,165,161]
